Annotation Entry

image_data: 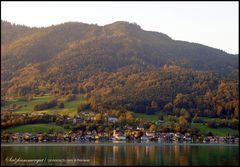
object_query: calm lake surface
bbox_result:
[1,143,239,166]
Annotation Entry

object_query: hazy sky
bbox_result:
[1,1,238,54]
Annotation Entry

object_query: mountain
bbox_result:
[1,20,239,119]
[1,21,238,78]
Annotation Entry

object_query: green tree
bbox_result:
[178,116,187,126]
[126,112,134,123]
[149,124,157,132]
[95,113,102,123]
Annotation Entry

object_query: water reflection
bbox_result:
[1,145,239,166]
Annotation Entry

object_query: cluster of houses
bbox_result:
[1,129,239,144]
[72,113,119,124]
[1,113,239,144]
[202,135,239,143]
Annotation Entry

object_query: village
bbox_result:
[1,129,239,144]
[1,112,239,144]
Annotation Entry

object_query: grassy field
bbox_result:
[3,124,67,134]
[133,112,238,136]
[3,94,88,117]
[193,123,239,136]
[132,111,168,123]
[35,95,87,117]
[3,94,53,113]
[133,112,158,122]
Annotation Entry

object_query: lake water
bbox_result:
[1,143,239,166]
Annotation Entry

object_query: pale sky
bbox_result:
[1,1,239,54]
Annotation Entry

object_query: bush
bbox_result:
[77,103,90,112]
[192,116,203,123]
[134,105,146,113]
[33,99,58,111]
[57,102,64,108]
[65,94,76,102]
[17,96,28,101]
[146,106,155,115]
[207,120,217,128]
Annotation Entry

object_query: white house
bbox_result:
[108,117,118,123]
[73,115,83,124]
[113,130,126,141]
[155,120,165,125]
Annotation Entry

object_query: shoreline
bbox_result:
[1,142,239,147]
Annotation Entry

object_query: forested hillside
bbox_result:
[1,20,239,123]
